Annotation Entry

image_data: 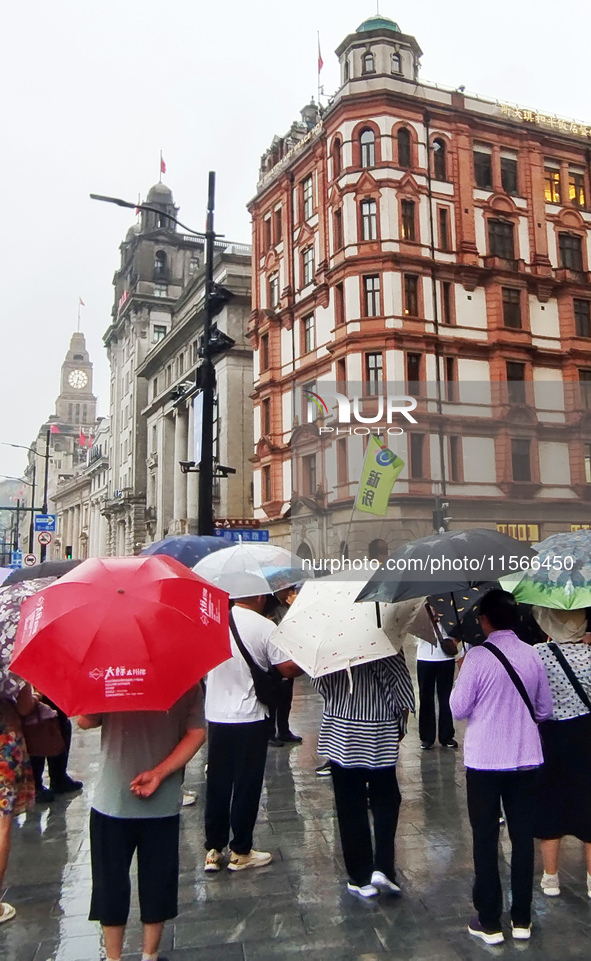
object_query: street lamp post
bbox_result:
[2,429,51,559]
[197,172,216,536]
[91,177,232,537]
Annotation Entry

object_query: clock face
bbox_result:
[68,369,88,389]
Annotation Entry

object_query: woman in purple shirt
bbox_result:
[450,590,553,946]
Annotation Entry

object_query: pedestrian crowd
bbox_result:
[1,568,591,959]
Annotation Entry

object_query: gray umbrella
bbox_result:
[3,559,81,586]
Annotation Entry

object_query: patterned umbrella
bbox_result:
[0,577,57,697]
[502,529,591,610]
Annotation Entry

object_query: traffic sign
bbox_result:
[34,514,56,532]
[214,518,260,530]
[10,550,23,569]
[38,531,52,546]
[24,554,37,567]
[213,529,269,543]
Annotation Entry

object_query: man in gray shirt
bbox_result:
[78,685,206,961]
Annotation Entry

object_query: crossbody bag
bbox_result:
[547,642,591,713]
[425,603,459,658]
[228,609,281,709]
[482,641,537,724]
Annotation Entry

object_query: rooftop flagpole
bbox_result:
[317,31,323,106]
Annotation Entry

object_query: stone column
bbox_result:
[173,408,188,529]
[187,400,199,532]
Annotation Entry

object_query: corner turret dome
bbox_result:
[146,182,174,204]
[356,15,401,34]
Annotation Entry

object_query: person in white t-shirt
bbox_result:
[416,606,460,750]
[203,594,300,873]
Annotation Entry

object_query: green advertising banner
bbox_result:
[355,436,404,516]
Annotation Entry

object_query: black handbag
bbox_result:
[229,610,282,710]
[426,603,458,658]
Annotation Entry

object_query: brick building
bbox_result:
[247,14,591,560]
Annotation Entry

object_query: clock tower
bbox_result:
[55,331,97,426]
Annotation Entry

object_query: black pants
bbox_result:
[205,720,269,855]
[466,768,537,931]
[89,809,180,926]
[31,703,73,790]
[417,659,455,745]
[330,762,401,887]
[268,678,294,739]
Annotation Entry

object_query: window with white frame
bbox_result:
[302,246,314,286]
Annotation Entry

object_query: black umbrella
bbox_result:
[428,583,498,642]
[356,529,535,604]
[3,559,82,586]
[428,583,546,648]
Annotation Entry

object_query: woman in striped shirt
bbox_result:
[313,651,415,898]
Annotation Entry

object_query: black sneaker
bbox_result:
[467,915,504,945]
[441,739,458,749]
[35,787,55,803]
[420,741,434,750]
[269,737,284,747]
[315,761,332,777]
[50,777,83,794]
[280,732,302,744]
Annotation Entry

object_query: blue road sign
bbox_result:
[213,529,270,543]
[10,550,23,569]
[34,514,56,532]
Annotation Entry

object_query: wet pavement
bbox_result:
[2,677,591,961]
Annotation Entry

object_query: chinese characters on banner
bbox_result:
[355,436,405,516]
[499,103,591,138]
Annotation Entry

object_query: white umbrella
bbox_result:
[269,574,425,677]
[192,543,307,598]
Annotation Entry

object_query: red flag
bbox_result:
[318,35,323,73]
[160,155,166,174]
[79,431,92,448]
[79,297,85,307]
[50,425,60,434]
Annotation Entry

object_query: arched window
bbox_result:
[332,138,342,178]
[362,52,375,75]
[391,52,401,74]
[296,542,314,562]
[397,128,412,168]
[154,250,167,280]
[432,138,447,181]
[343,59,350,82]
[360,129,375,168]
[75,403,80,422]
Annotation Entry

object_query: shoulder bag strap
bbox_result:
[483,641,537,724]
[548,642,591,712]
[229,609,257,672]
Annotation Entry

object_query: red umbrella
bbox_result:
[10,555,230,716]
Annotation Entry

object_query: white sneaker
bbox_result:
[182,790,197,807]
[227,849,272,871]
[371,871,401,895]
[204,848,223,872]
[587,873,591,898]
[541,872,560,896]
[347,882,379,898]
[511,922,532,940]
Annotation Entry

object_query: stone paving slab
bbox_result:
[1,678,591,960]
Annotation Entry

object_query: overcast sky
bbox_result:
[1,0,590,479]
